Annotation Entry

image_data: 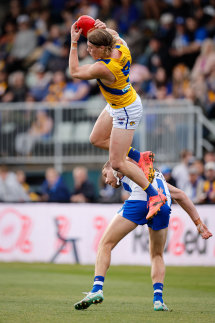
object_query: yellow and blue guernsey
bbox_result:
[97,43,137,109]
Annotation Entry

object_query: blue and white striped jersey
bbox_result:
[121,169,171,207]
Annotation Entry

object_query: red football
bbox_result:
[76,15,95,38]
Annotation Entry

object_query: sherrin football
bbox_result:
[76,15,95,37]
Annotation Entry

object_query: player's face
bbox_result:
[102,167,120,188]
[87,41,104,60]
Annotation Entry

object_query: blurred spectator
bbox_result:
[15,110,53,155]
[170,16,189,55]
[0,165,30,202]
[125,24,145,61]
[184,166,204,204]
[26,63,52,101]
[129,63,151,96]
[204,66,215,118]
[47,44,70,72]
[2,0,22,24]
[40,167,71,202]
[61,77,90,102]
[192,158,205,179]
[200,162,215,204]
[77,0,98,19]
[0,69,8,101]
[0,20,16,60]
[191,39,215,80]
[171,64,190,99]
[98,173,129,203]
[146,67,171,98]
[138,36,171,76]
[170,15,207,69]
[141,0,166,21]
[45,70,66,102]
[7,15,37,72]
[113,0,139,36]
[16,169,39,201]
[5,70,28,102]
[33,7,50,45]
[157,13,175,48]
[98,0,115,22]
[160,165,176,186]
[38,24,64,69]
[204,151,215,164]
[70,166,96,203]
[172,149,194,190]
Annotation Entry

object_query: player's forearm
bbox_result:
[69,42,80,77]
[167,183,212,239]
[167,184,199,223]
[175,191,200,223]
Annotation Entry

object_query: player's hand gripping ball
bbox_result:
[76,15,95,37]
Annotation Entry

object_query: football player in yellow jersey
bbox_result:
[69,19,166,218]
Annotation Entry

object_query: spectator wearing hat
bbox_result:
[160,165,176,187]
[200,162,215,204]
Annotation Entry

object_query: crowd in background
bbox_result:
[0,149,215,204]
[0,0,215,204]
[0,0,215,118]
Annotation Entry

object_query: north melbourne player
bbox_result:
[74,151,212,311]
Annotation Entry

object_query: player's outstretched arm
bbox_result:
[69,22,111,80]
[167,183,212,240]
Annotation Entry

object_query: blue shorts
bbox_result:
[117,200,171,231]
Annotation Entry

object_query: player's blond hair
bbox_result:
[87,29,116,57]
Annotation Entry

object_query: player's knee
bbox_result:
[89,133,104,148]
[89,133,98,146]
[99,237,114,251]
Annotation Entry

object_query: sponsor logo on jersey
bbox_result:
[129,121,136,126]
[122,84,131,93]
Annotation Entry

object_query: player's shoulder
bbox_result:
[92,61,112,76]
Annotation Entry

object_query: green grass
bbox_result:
[0,263,215,323]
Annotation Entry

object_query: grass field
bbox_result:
[0,263,215,323]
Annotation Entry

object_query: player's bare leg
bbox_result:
[95,214,137,276]
[109,127,166,218]
[149,227,169,311]
[74,215,137,310]
[89,108,112,150]
[90,115,166,219]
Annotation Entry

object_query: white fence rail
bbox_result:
[0,99,214,169]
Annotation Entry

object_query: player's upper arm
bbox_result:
[70,62,109,80]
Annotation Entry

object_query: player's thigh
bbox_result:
[148,227,168,257]
[109,127,135,161]
[100,214,137,249]
[90,108,113,142]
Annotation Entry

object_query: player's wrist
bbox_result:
[194,218,202,226]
